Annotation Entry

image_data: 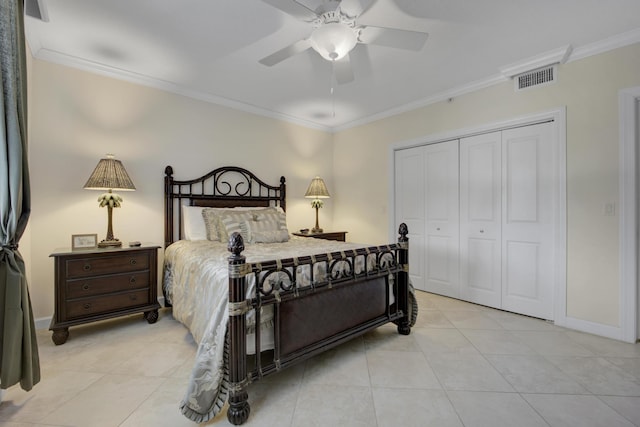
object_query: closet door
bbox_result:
[501,123,555,319]
[395,146,426,291]
[424,140,460,298]
[459,132,502,308]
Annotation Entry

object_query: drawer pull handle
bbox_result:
[83,264,91,271]
[130,295,137,301]
[83,303,91,310]
[82,284,90,291]
[130,259,137,265]
[129,276,136,284]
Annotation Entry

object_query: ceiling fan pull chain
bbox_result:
[331,59,336,118]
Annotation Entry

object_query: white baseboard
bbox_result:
[556,315,628,342]
[34,316,50,331]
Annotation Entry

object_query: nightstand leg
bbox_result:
[144,309,159,324]
[51,328,69,345]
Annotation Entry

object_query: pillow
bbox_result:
[201,206,286,242]
[201,208,223,241]
[217,210,259,241]
[241,218,289,243]
[182,206,207,241]
[254,209,287,231]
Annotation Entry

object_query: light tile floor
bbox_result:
[2,291,640,426]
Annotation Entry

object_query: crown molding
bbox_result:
[568,27,640,62]
[27,27,640,133]
[331,74,508,132]
[30,46,332,132]
[499,45,573,78]
[334,31,640,132]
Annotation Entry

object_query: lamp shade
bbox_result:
[309,23,357,61]
[304,176,330,199]
[83,154,135,191]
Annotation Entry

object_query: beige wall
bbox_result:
[332,43,640,328]
[27,59,334,321]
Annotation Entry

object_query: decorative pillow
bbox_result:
[241,218,290,243]
[217,210,258,241]
[254,209,287,231]
[182,206,207,241]
[201,206,286,242]
[201,208,224,241]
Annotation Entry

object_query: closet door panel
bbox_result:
[395,147,426,291]
[459,132,502,308]
[502,123,555,319]
[424,140,460,298]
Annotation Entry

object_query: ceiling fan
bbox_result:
[259,0,429,84]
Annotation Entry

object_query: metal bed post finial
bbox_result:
[399,222,408,242]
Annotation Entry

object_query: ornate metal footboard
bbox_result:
[225,223,410,425]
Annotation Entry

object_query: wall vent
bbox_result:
[515,66,556,91]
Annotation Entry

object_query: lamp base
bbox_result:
[311,227,323,233]
[98,239,122,248]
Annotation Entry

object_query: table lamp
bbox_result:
[304,176,330,233]
[83,154,135,247]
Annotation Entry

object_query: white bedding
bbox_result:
[163,236,374,422]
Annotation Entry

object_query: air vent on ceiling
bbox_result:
[515,65,556,91]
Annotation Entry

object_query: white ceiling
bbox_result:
[24,0,640,131]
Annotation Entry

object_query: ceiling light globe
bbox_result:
[310,23,357,61]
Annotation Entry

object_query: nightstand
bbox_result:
[49,245,161,345]
[292,231,347,242]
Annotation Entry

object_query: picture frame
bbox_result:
[72,234,98,250]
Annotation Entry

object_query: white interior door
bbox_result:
[501,123,556,319]
[459,132,502,309]
[424,140,460,298]
[395,146,426,291]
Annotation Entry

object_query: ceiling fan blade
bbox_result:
[259,39,312,66]
[339,0,375,18]
[261,0,318,22]
[359,26,428,51]
[334,55,354,84]
[25,0,49,22]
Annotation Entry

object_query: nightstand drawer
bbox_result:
[65,252,150,279]
[66,272,150,298]
[66,289,150,319]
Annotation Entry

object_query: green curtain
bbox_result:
[0,0,40,391]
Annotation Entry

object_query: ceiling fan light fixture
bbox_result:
[310,22,357,61]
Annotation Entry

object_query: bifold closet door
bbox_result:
[423,140,460,298]
[501,123,555,320]
[459,124,556,319]
[394,141,459,296]
[394,146,426,291]
[459,132,502,309]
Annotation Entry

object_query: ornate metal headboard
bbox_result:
[164,165,286,247]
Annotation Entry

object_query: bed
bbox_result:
[163,165,413,425]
